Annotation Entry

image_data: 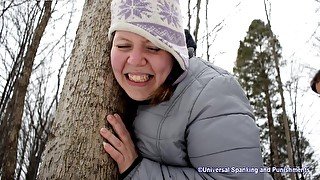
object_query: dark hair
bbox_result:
[311,70,320,93]
[109,32,184,105]
[149,60,183,105]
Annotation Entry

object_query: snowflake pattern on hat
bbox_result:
[130,22,185,46]
[158,0,181,28]
[118,0,152,19]
[115,0,184,45]
[117,0,181,28]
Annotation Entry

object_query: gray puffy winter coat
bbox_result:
[124,57,272,180]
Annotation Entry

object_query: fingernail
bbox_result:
[100,128,107,133]
[107,115,112,120]
[103,141,107,147]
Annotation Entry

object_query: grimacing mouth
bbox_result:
[125,73,154,83]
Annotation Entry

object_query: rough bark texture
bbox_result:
[0,2,52,179]
[38,0,127,179]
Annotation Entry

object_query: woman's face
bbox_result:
[111,31,174,101]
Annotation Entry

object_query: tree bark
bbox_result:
[194,0,202,45]
[38,0,131,179]
[0,2,52,179]
[263,1,295,179]
[187,0,191,31]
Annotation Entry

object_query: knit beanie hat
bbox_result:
[108,0,189,84]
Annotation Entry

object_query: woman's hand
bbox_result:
[100,114,138,173]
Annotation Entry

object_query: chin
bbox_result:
[128,93,150,101]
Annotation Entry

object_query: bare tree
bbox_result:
[186,0,227,62]
[23,71,57,180]
[0,1,53,179]
[1,1,83,179]
[194,0,202,45]
[187,0,191,31]
[205,0,210,61]
[287,63,304,180]
[38,0,135,179]
[315,0,320,51]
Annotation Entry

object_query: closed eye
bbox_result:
[147,46,161,52]
[116,45,131,49]
[115,44,132,51]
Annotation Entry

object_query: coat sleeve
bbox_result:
[124,74,273,180]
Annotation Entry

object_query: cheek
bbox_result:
[110,49,124,73]
[161,59,173,76]
[153,55,173,74]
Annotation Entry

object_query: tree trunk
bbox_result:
[205,0,209,61]
[194,0,202,45]
[0,2,52,179]
[272,38,295,180]
[26,137,47,180]
[187,0,191,31]
[263,1,295,179]
[38,0,131,179]
[267,11,296,180]
[291,80,304,180]
[262,72,281,180]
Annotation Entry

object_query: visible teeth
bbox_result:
[128,74,150,82]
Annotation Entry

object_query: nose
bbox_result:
[127,47,147,66]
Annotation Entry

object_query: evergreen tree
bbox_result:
[233,19,318,179]
[234,19,281,179]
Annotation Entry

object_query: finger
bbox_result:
[103,142,124,164]
[107,114,131,144]
[100,128,124,151]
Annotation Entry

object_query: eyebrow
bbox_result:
[114,37,130,42]
[114,36,151,44]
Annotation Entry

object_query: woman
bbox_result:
[100,0,272,179]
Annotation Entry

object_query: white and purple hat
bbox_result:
[108,0,189,83]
